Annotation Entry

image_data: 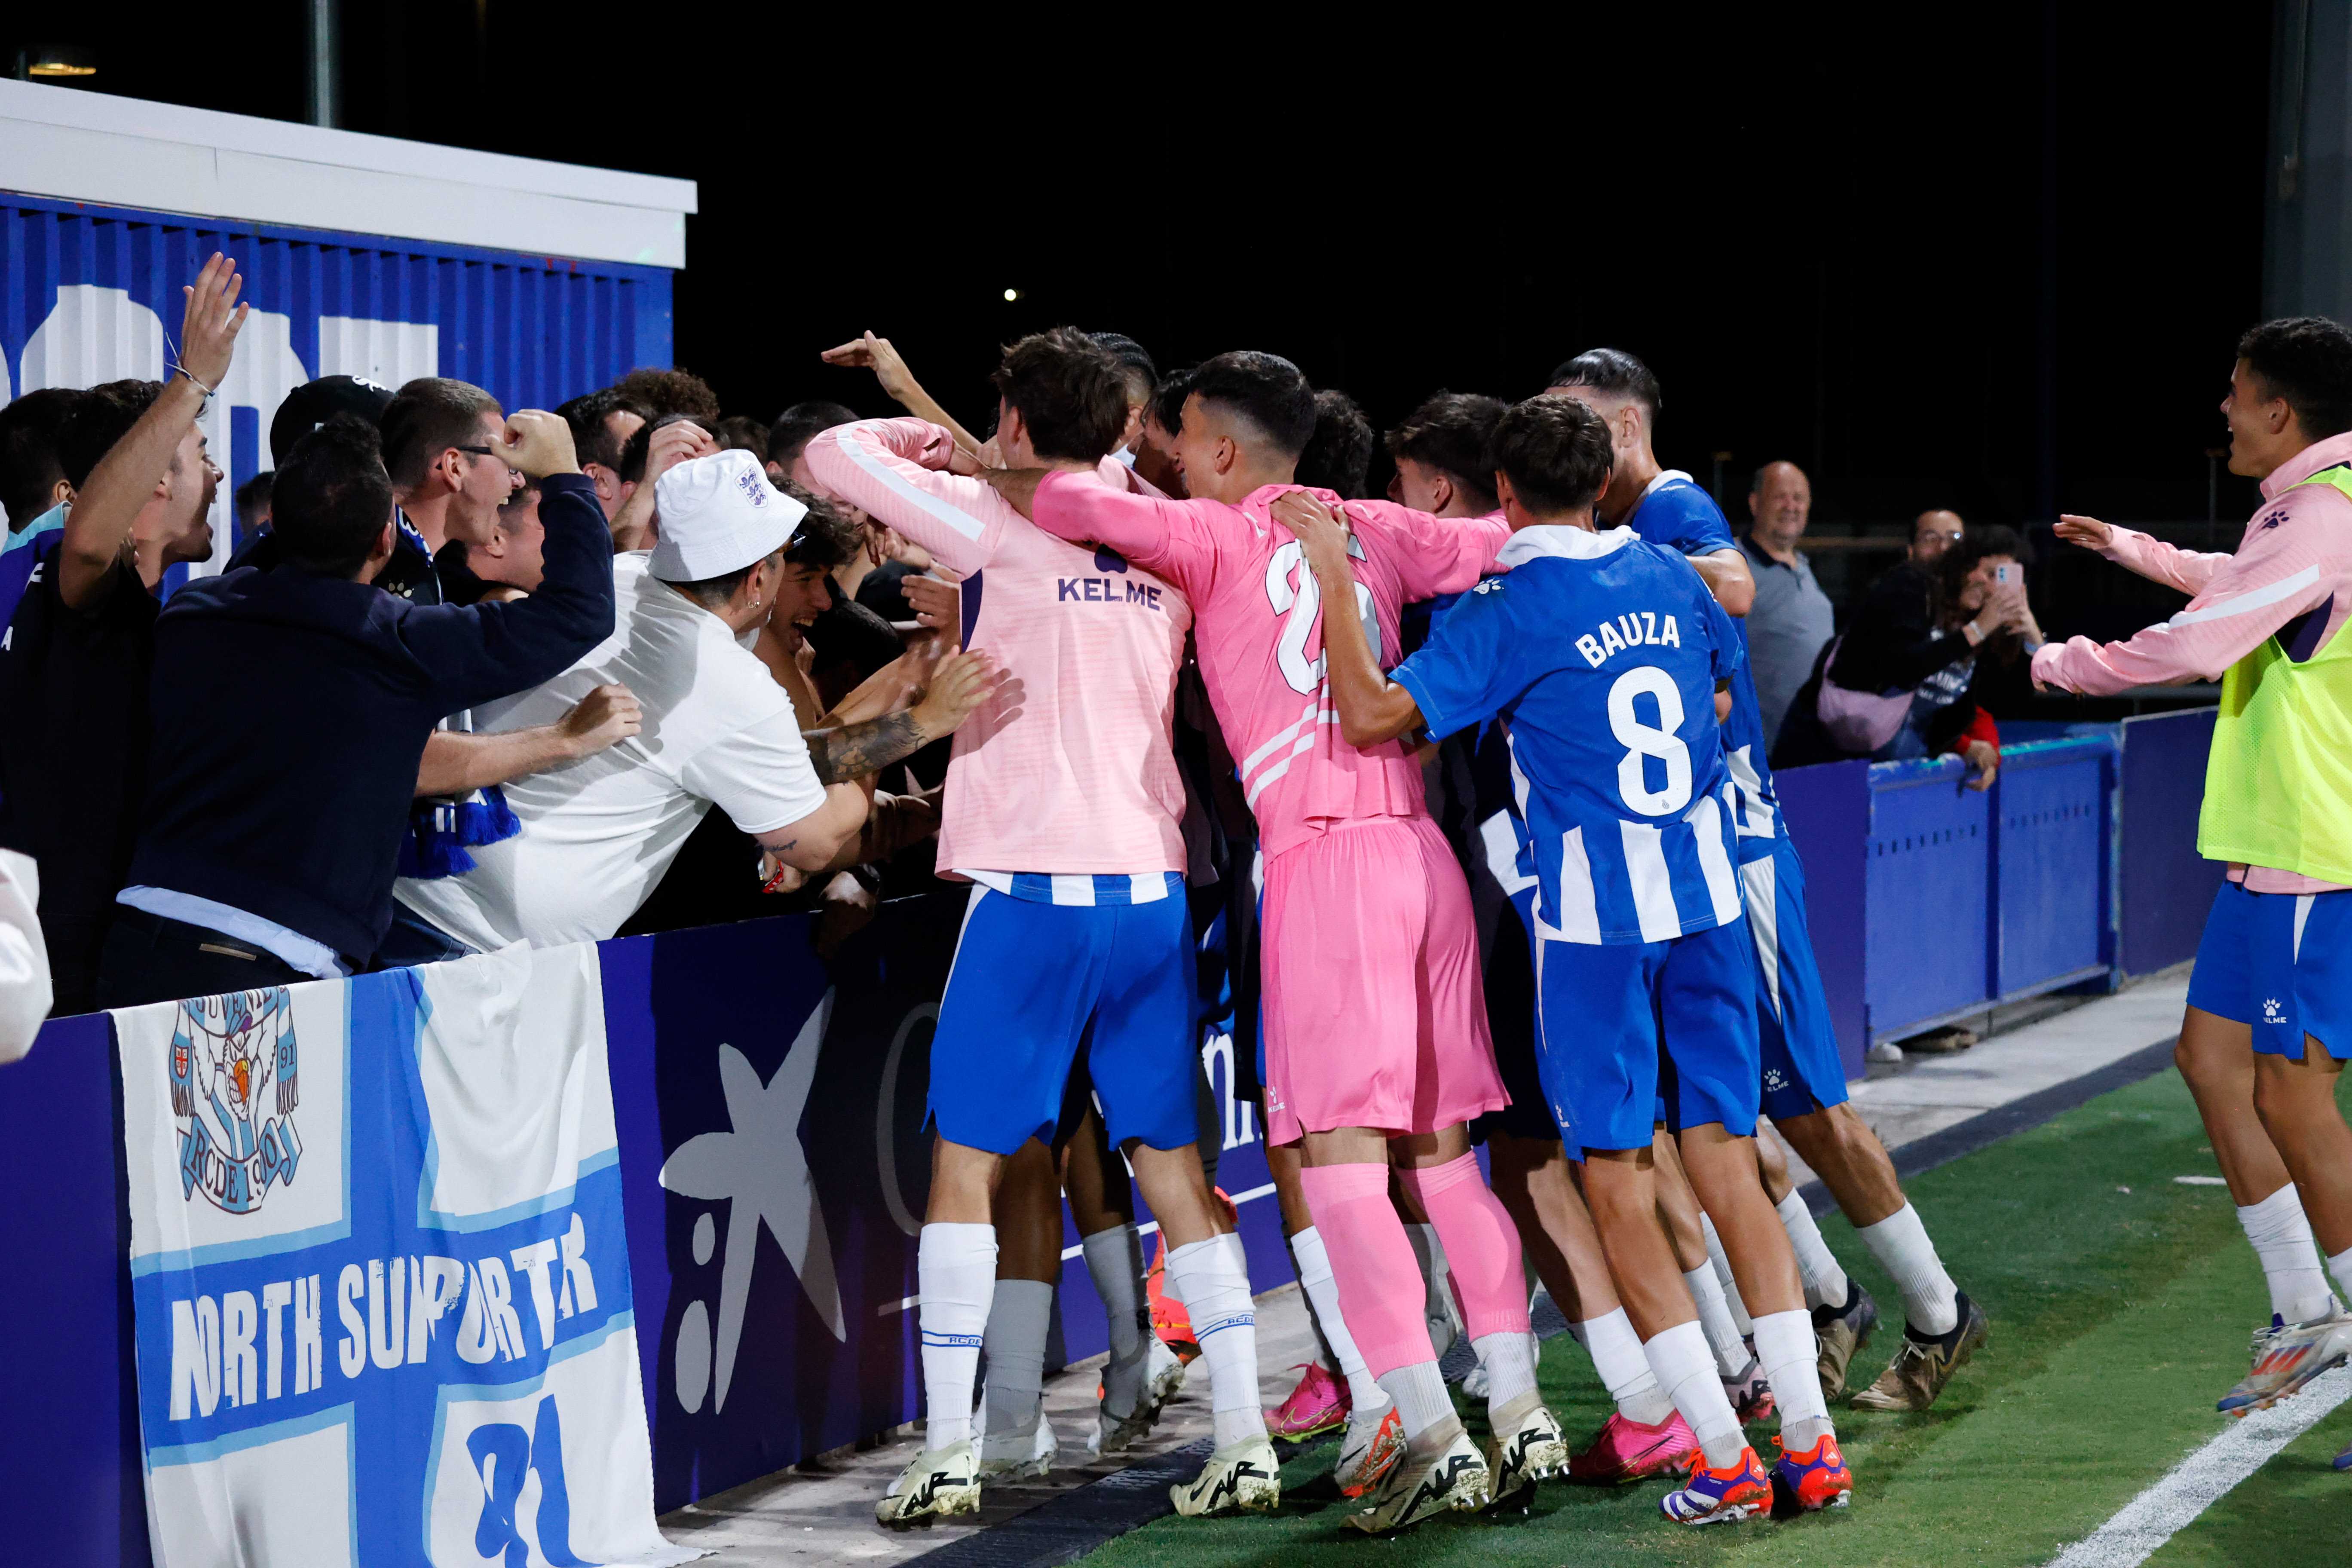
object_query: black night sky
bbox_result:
[20,7,2276,539]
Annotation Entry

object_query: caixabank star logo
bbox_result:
[167,987,301,1214]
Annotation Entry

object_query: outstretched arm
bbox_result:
[819,332,985,455]
[2055,514,2228,597]
[59,254,249,608]
[1272,492,1423,747]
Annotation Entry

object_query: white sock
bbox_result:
[1406,1222,1460,1354]
[1081,1225,1152,1415]
[1290,1226,1388,1411]
[1579,1310,1675,1426]
[1684,1264,1750,1378]
[2329,1244,2352,1309]
[1644,1319,1745,1469]
[1167,1233,1266,1449]
[1475,1330,1538,1411]
[1773,1191,1850,1313]
[980,1278,1053,1437]
[1752,1308,1832,1448]
[1700,1213,1756,1334]
[1375,1358,1456,1441]
[2236,1185,2339,1323]
[918,1222,996,1449]
[1857,1203,1960,1336]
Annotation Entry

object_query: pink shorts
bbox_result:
[1260,815,1509,1146]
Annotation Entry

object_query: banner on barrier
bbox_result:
[114,944,698,1568]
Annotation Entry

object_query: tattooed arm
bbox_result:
[802,649,1002,784]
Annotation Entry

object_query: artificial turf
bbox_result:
[1080,1066,2352,1568]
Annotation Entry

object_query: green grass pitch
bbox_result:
[1081,1068,2352,1567]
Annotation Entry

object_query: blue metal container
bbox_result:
[0,189,672,564]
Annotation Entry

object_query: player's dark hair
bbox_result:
[379,377,502,490]
[2237,317,2352,441]
[1089,330,1159,405]
[1387,391,1507,512]
[613,365,722,422]
[233,469,275,524]
[778,481,862,572]
[272,414,397,578]
[1490,394,1615,516]
[0,386,85,527]
[58,380,165,490]
[990,327,1129,463]
[714,415,770,463]
[1547,347,1662,422]
[1150,367,1196,436]
[1187,351,1317,459]
[557,387,652,472]
[1296,389,1376,499]
[768,401,861,472]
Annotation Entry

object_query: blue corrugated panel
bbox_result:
[1993,738,2113,999]
[1863,755,1992,1040]
[0,190,673,571]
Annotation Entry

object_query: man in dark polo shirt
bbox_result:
[0,254,248,1014]
[97,405,615,1007]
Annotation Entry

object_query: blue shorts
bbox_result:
[930,878,1202,1154]
[1534,916,1761,1154]
[2186,881,2352,1062]
[1740,837,1852,1118]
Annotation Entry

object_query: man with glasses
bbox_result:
[367,378,641,946]
[1910,508,1965,565]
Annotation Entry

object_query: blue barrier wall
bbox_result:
[1778,735,2122,1050]
[0,892,1289,1556]
[0,719,2222,1557]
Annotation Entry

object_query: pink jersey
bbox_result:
[803,418,1190,878]
[2033,429,2352,893]
[1029,474,1508,858]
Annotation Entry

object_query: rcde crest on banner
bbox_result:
[168,988,301,1214]
[115,945,700,1568]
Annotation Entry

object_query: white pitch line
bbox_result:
[2045,1364,2352,1567]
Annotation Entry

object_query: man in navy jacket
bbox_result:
[98,410,613,1007]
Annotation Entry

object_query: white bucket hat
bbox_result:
[647,450,806,582]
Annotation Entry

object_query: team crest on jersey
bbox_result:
[167,987,302,1214]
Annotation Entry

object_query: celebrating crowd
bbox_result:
[1,254,2349,1531]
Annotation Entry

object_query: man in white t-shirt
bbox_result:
[391,449,993,954]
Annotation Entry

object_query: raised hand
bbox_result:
[178,252,252,391]
[500,410,582,479]
[644,420,717,486]
[819,330,921,406]
[2053,514,2113,552]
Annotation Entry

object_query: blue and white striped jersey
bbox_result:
[1393,525,1746,946]
[957,870,1185,906]
[1622,473,1781,865]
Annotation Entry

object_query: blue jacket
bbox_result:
[125,473,614,963]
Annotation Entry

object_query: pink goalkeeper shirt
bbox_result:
[1029,473,1508,859]
[2032,428,2352,893]
[802,419,1190,878]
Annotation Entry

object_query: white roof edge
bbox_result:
[0,79,696,270]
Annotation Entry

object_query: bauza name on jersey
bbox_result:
[1575,611,1683,667]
